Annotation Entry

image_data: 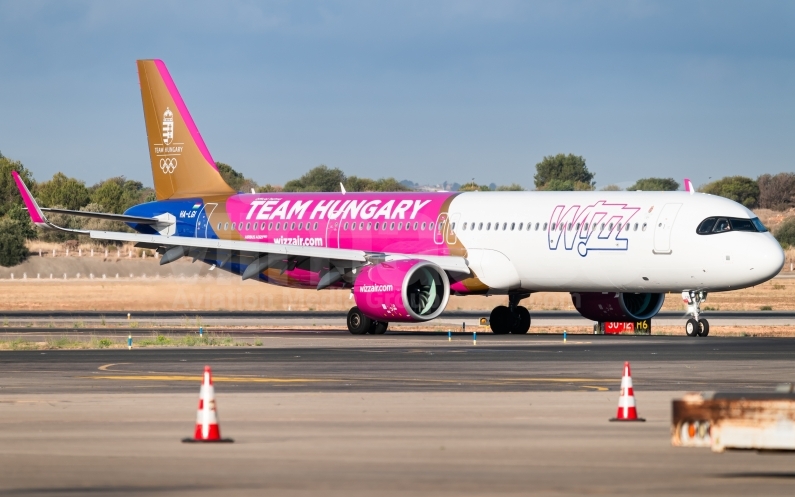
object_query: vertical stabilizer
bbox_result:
[137,60,235,200]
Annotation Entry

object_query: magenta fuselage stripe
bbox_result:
[223,192,458,255]
[154,60,218,171]
[12,171,44,223]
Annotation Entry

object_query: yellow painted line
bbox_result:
[86,375,331,383]
[98,363,130,371]
[579,385,610,392]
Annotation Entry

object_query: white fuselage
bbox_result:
[449,191,784,294]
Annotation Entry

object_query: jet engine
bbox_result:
[353,259,450,322]
[571,292,665,322]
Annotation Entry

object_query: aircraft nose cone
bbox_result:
[757,235,785,280]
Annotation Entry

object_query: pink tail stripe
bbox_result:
[153,60,217,171]
[11,171,45,224]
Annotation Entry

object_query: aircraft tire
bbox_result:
[512,306,531,334]
[697,319,710,337]
[490,305,512,334]
[371,321,388,334]
[685,318,699,337]
[347,307,372,335]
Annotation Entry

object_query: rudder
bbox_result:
[137,60,234,200]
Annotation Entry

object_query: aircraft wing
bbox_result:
[12,171,469,286]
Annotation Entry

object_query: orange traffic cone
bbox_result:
[609,361,645,422]
[182,366,234,443]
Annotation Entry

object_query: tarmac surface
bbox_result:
[1,334,795,496]
[2,309,795,329]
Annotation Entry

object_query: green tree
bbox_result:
[627,178,679,191]
[255,184,284,193]
[0,152,35,217]
[775,217,795,249]
[216,162,258,192]
[0,217,29,267]
[90,177,148,213]
[699,176,759,208]
[345,176,411,192]
[757,173,795,211]
[6,205,36,240]
[601,184,622,191]
[458,182,491,192]
[35,172,90,211]
[534,154,594,190]
[283,165,346,192]
[496,183,525,191]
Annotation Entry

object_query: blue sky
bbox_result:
[0,0,793,190]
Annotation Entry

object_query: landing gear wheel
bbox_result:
[512,306,531,334]
[685,318,699,337]
[697,319,710,337]
[370,321,388,335]
[347,307,372,335]
[490,305,512,334]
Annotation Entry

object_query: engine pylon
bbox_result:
[610,361,646,422]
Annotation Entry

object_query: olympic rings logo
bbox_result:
[159,158,178,174]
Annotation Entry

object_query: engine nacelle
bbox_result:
[571,292,665,322]
[353,259,450,322]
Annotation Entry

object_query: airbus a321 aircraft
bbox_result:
[12,59,785,337]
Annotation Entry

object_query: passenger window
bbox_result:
[276,223,281,230]
[551,223,556,231]
[398,222,403,230]
[313,222,318,230]
[374,222,379,230]
[414,222,418,230]
[224,222,229,230]
[422,222,426,230]
[511,223,515,231]
[600,223,605,231]
[253,222,258,230]
[367,222,372,230]
[478,222,483,230]
[518,223,523,231]
[543,223,548,230]
[232,222,236,230]
[298,222,303,230]
[567,223,572,231]
[642,223,647,231]
[359,222,364,230]
[462,223,467,231]
[289,222,294,230]
[502,223,507,230]
[344,222,349,230]
[429,222,434,231]
[390,222,395,230]
[245,223,250,230]
[535,223,540,231]
[217,222,221,230]
[268,222,273,230]
[633,223,638,231]
[583,223,588,231]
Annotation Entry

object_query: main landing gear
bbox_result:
[489,294,531,334]
[347,306,388,335]
[682,291,709,337]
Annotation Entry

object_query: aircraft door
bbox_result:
[434,213,448,245]
[653,203,682,254]
[325,220,341,249]
[195,203,218,238]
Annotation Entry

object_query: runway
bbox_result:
[2,309,795,329]
[1,334,794,496]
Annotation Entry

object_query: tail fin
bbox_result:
[137,60,235,200]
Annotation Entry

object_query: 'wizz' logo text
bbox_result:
[548,201,640,257]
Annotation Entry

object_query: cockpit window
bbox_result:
[697,216,768,235]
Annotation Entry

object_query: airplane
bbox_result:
[11,59,785,337]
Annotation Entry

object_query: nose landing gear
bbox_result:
[489,294,532,334]
[682,291,709,337]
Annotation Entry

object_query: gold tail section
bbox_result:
[137,60,235,200]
